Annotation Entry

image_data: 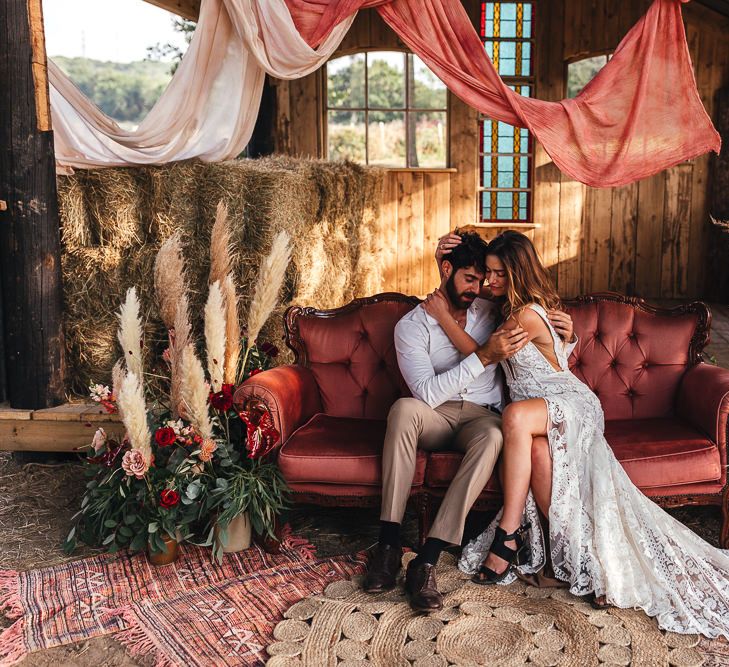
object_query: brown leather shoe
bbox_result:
[363,543,402,593]
[405,560,443,612]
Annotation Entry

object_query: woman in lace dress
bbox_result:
[426,230,729,639]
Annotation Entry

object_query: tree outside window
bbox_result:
[326,51,448,168]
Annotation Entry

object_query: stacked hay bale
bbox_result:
[58,158,384,396]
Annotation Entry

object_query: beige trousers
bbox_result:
[380,397,503,545]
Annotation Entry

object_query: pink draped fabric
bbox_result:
[285,0,720,188]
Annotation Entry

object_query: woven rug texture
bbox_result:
[0,528,366,666]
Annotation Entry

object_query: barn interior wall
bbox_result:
[271,0,729,300]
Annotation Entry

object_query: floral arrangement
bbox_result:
[65,203,291,561]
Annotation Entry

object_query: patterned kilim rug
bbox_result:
[268,552,729,667]
[0,528,366,666]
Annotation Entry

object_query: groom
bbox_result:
[363,231,572,612]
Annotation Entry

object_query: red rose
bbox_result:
[260,342,279,358]
[159,489,180,509]
[248,368,263,377]
[155,427,176,447]
[209,389,234,412]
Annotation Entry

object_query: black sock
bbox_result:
[412,538,449,566]
[379,521,401,548]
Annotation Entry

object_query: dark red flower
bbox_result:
[209,388,234,412]
[240,409,280,459]
[260,342,279,358]
[154,427,177,447]
[248,368,263,377]
[159,489,180,509]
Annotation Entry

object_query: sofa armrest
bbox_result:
[677,363,729,448]
[232,365,323,445]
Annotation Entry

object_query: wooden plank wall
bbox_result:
[272,0,729,300]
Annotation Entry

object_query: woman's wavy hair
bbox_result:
[486,230,561,319]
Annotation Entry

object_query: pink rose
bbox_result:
[91,428,107,453]
[122,449,149,479]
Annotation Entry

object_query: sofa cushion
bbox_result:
[294,300,416,419]
[278,414,427,487]
[566,300,699,420]
[604,418,722,488]
[426,418,720,491]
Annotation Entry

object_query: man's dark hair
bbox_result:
[444,231,487,273]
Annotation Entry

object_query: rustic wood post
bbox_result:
[0,0,65,408]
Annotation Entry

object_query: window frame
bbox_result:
[478,1,536,225]
[323,49,450,169]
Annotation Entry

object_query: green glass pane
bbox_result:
[368,110,405,166]
[327,54,365,108]
[367,51,405,108]
[411,55,447,109]
[499,41,516,75]
[521,42,531,76]
[328,110,365,162]
[412,111,447,167]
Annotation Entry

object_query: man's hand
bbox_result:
[548,309,575,343]
[476,327,529,366]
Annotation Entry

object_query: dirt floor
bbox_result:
[0,451,725,666]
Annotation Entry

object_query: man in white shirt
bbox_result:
[363,232,574,613]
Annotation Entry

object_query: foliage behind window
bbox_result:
[326,52,447,168]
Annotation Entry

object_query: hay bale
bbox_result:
[58,157,383,396]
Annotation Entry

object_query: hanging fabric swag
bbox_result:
[50,0,720,188]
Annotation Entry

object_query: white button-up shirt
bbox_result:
[394,298,504,410]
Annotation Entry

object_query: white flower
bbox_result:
[89,383,112,402]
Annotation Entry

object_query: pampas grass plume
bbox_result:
[222,274,241,386]
[117,287,144,380]
[117,370,152,464]
[210,201,233,287]
[246,230,291,352]
[154,233,186,331]
[179,343,214,440]
[204,281,226,392]
[170,292,192,419]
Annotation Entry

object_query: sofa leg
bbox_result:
[721,486,729,550]
[417,494,432,547]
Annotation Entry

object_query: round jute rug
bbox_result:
[266,552,705,667]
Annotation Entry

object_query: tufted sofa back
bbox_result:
[285,294,419,419]
[565,295,709,421]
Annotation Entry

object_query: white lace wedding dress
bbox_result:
[458,303,729,638]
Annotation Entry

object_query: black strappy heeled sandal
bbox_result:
[472,523,531,585]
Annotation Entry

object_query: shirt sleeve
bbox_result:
[394,318,485,409]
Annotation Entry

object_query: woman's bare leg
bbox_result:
[483,398,548,575]
[530,437,552,518]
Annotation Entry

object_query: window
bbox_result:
[325,51,448,168]
[479,2,534,223]
[566,54,612,98]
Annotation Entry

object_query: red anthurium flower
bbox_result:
[239,409,280,459]
[154,427,177,447]
[159,489,180,509]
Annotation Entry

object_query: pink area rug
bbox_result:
[0,529,366,666]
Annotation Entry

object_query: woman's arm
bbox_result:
[423,290,479,355]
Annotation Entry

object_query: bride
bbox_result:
[426,230,729,639]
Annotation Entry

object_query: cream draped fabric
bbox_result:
[50,0,354,170]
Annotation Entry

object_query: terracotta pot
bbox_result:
[147,532,179,566]
[215,512,252,553]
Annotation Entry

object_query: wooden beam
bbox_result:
[0,0,65,409]
[142,0,200,21]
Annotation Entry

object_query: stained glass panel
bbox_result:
[479,1,534,223]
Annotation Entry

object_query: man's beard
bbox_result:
[445,274,478,310]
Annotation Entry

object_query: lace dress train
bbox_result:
[458,304,729,639]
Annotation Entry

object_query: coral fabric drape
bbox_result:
[285,0,720,187]
[50,0,719,188]
[51,0,354,169]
